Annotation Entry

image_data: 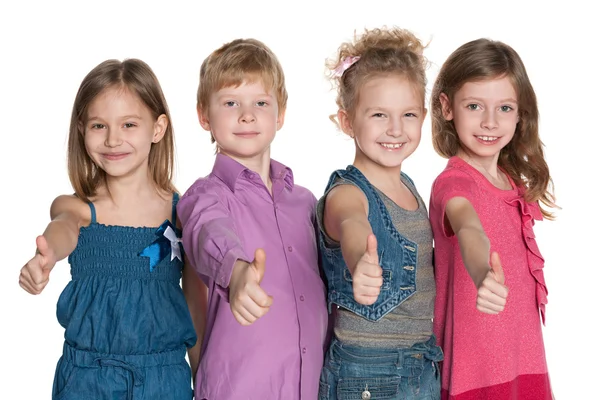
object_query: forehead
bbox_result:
[357,75,424,107]
[87,86,147,118]
[213,78,274,97]
[456,76,517,101]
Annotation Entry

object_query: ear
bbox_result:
[78,121,85,136]
[439,93,453,121]
[197,107,211,131]
[152,114,169,143]
[338,109,354,138]
[276,108,286,131]
[422,108,428,120]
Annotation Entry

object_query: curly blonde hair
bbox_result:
[430,39,557,219]
[326,27,428,127]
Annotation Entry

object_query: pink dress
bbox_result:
[429,157,552,399]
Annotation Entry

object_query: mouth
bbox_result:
[378,142,405,150]
[234,131,260,138]
[475,135,500,144]
[102,153,129,161]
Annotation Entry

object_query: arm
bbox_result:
[19,195,86,294]
[177,185,272,325]
[182,255,208,382]
[323,184,383,305]
[445,197,507,313]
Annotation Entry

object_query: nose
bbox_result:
[104,127,123,148]
[481,109,498,130]
[386,117,403,138]
[238,106,256,124]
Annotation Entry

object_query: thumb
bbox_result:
[364,234,378,263]
[252,248,267,283]
[35,235,51,269]
[490,251,505,285]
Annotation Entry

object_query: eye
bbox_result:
[500,105,514,112]
[91,123,105,129]
[404,112,418,118]
[467,104,480,111]
[372,113,386,118]
[224,101,237,107]
[256,101,268,107]
[124,123,136,128]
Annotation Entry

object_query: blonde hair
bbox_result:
[67,59,176,201]
[197,38,288,143]
[326,27,428,126]
[430,39,557,218]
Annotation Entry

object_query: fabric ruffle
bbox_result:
[504,189,547,324]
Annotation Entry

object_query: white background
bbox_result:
[1,1,597,398]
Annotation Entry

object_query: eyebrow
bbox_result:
[87,115,143,121]
[461,96,517,103]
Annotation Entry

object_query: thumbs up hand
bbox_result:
[229,248,273,326]
[19,235,57,295]
[476,251,508,314]
[352,234,383,305]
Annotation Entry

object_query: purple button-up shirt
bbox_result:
[177,154,328,400]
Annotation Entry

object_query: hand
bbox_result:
[352,234,383,305]
[229,248,273,326]
[19,235,56,295]
[476,252,508,314]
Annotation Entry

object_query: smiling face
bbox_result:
[199,80,284,162]
[440,75,519,164]
[340,74,426,170]
[83,85,167,180]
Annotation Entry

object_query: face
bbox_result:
[441,76,519,163]
[199,80,284,161]
[83,86,167,180]
[340,75,425,169]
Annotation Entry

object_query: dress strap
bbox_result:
[88,202,97,224]
[171,192,180,224]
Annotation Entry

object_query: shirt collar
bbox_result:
[212,153,294,192]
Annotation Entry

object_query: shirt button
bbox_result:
[299,295,305,301]
[287,246,293,252]
[302,347,307,354]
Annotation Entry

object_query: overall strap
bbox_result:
[171,192,180,224]
[88,202,97,224]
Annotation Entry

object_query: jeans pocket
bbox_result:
[319,380,331,400]
[337,377,400,400]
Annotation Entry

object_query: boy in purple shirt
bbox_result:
[177,38,329,400]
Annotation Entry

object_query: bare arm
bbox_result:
[445,196,507,314]
[445,197,491,287]
[182,255,208,382]
[19,195,86,294]
[324,184,383,305]
[324,185,371,274]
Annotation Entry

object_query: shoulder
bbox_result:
[50,194,91,225]
[180,175,231,201]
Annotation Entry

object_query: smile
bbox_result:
[379,143,404,150]
[102,153,129,161]
[475,136,500,144]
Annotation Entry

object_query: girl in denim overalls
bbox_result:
[317,27,443,400]
[18,59,199,399]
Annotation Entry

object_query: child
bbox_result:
[317,27,443,400]
[18,59,197,399]
[176,38,329,400]
[429,38,557,399]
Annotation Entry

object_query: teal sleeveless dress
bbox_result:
[52,193,197,400]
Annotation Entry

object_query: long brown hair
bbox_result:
[67,59,176,201]
[431,39,557,218]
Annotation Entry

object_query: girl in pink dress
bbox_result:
[428,38,558,400]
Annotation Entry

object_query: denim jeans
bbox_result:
[319,336,442,400]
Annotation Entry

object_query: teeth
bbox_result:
[477,136,498,142]
[381,143,403,149]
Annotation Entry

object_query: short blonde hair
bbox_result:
[197,38,288,142]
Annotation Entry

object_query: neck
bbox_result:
[457,148,503,181]
[220,148,272,191]
[353,153,403,191]
[103,170,162,204]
